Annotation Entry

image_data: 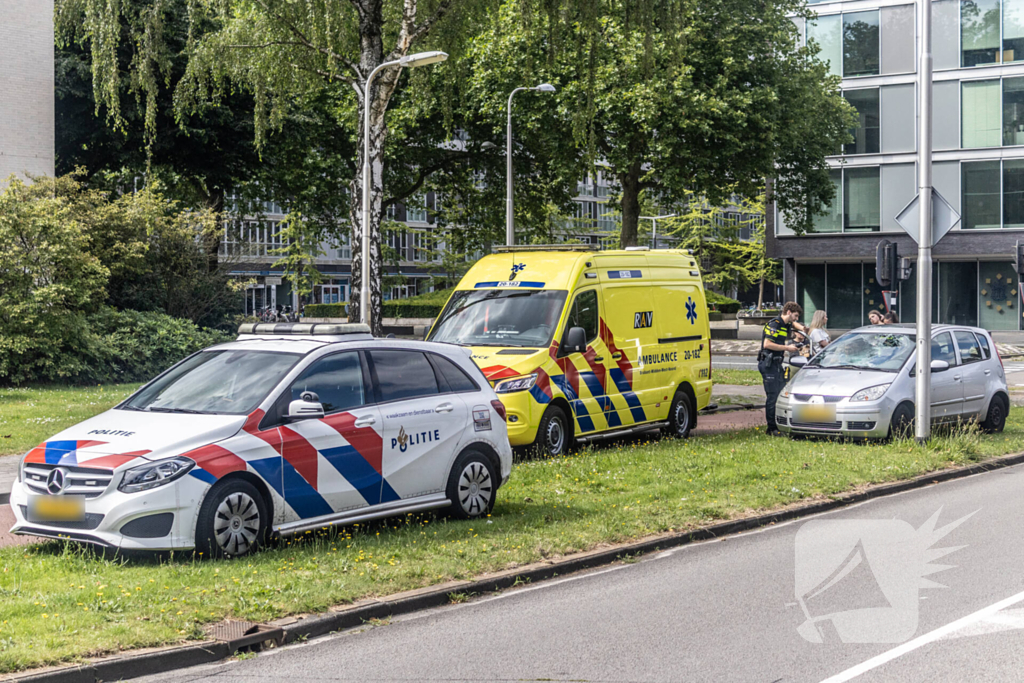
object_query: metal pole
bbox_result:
[361,61,399,327]
[915,0,934,442]
[506,88,526,246]
[652,219,657,250]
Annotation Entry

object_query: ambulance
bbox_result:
[427,246,713,455]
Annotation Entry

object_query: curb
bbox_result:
[9,450,1024,682]
[1,492,9,506]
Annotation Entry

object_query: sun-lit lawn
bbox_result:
[711,369,762,386]
[3,408,1024,674]
[0,385,141,458]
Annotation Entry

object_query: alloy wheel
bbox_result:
[457,462,493,516]
[214,492,260,556]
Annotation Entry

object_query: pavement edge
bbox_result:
[8,449,1024,683]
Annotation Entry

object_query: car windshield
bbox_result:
[806,332,916,372]
[121,350,301,415]
[428,289,568,347]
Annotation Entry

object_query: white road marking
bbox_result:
[820,589,1024,683]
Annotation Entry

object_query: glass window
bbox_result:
[1005,0,1024,61]
[844,167,881,232]
[428,289,569,348]
[1004,78,1024,145]
[936,0,963,69]
[932,332,958,365]
[881,5,916,74]
[963,161,1002,229]
[979,261,1019,329]
[934,82,962,150]
[808,332,916,372]
[564,289,599,343]
[899,265,941,324]
[123,351,301,416]
[430,355,480,393]
[844,89,881,155]
[881,85,916,154]
[954,330,985,362]
[1004,159,1024,227]
[963,0,1002,67]
[827,263,863,329]
[938,261,979,325]
[808,14,842,78]
[863,265,889,324]
[963,80,1002,148]
[812,170,842,233]
[844,11,880,76]
[797,264,826,324]
[370,351,439,402]
[976,331,993,357]
[881,163,917,233]
[288,352,366,414]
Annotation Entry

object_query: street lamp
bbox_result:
[639,214,676,250]
[360,51,448,327]
[506,83,557,246]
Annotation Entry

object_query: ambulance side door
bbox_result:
[600,279,656,426]
[555,288,609,434]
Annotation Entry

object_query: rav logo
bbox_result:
[510,263,526,280]
[392,426,441,452]
[634,311,654,329]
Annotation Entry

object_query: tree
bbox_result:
[470,0,855,247]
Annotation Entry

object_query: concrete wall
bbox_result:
[0,0,54,183]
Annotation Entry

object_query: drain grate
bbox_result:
[206,619,284,652]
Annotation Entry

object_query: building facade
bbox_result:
[769,0,1024,335]
[0,0,55,183]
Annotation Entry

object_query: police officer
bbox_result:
[758,302,808,436]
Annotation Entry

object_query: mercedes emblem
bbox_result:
[46,467,69,495]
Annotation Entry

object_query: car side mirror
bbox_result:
[930,359,950,373]
[562,326,588,355]
[789,356,808,368]
[286,391,325,422]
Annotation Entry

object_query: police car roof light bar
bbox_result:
[238,323,372,336]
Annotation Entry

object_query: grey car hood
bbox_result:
[789,366,898,396]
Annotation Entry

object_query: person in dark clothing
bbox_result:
[758,302,808,436]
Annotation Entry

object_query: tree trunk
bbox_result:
[349,0,396,338]
[758,276,765,310]
[618,164,642,248]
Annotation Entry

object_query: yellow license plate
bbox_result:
[793,404,836,423]
[28,495,85,522]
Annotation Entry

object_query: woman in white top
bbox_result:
[808,310,830,356]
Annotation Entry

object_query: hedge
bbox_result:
[705,291,741,314]
[304,299,449,320]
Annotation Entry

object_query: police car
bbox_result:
[8,324,512,556]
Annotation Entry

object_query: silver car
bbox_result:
[776,324,1009,439]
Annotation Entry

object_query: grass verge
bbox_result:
[2,410,1024,673]
[711,369,762,386]
[0,385,141,458]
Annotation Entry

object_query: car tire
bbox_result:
[532,405,571,457]
[981,394,1008,434]
[446,449,497,519]
[195,478,269,559]
[664,391,694,439]
[889,402,915,440]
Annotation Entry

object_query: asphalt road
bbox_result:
[712,353,758,371]
[139,462,1024,683]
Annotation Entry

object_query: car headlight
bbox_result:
[118,457,195,493]
[495,373,538,394]
[781,378,797,398]
[850,384,891,402]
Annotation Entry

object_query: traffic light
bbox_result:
[876,239,898,288]
[1017,241,1024,277]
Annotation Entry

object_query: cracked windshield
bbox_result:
[807,332,916,372]
[428,289,568,347]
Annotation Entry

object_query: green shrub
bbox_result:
[304,303,348,318]
[705,291,741,314]
[0,307,230,386]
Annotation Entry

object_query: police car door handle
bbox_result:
[354,415,376,427]
[985,369,992,375]
[435,402,454,413]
